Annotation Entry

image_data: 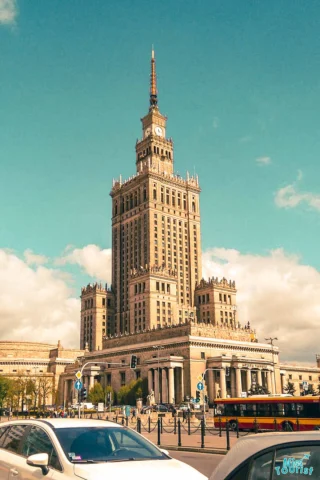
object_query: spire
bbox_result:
[150,46,158,108]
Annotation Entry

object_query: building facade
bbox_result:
[69,50,320,406]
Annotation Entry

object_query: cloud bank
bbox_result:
[202,248,320,364]
[0,0,17,25]
[0,244,319,364]
[0,249,80,348]
[275,172,320,213]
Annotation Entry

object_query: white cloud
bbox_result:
[275,173,320,212]
[256,156,271,166]
[0,0,17,25]
[0,249,80,348]
[202,247,320,364]
[24,249,49,266]
[56,244,112,283]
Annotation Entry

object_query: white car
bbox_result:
[0,418,207,480]
[209,431,320,480]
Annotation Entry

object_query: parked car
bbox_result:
[0,418,207,479]
[209,431,320,480]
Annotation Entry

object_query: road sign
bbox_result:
[75,371,82,380]
[195,397,200,403]
[74,380,83,390]
[197,382,204,391]
[197,374,203,382]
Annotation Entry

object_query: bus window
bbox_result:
[256,403,271,417]
[245,403,257,416]
[270,403,285,417]
[284,402,296,417]
[215,405,224,416]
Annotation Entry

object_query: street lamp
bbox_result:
[153,345,164,405]
[265,337,278,394]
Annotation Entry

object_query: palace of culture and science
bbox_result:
[59,51,320,405]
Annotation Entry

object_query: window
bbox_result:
[289,374,292,380]
[299,375,302,380]
[274,444,320,478]
[21,426,62,471]
[201,352,205,359]
[2,424,28,453]
[309,376,312,381]
[120,372,126,386]
[247,450,273,479]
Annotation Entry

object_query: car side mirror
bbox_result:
[27,453,49,475]
[160,448,169,456]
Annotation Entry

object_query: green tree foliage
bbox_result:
[306,384,316,395]
[317,384,320,395]
[247,384,270,396]
[283,381,296,395]
[117,378,148,405]
[88,383,105,404]
[0,377,12,407]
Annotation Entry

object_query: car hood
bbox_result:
[73,457,207,480]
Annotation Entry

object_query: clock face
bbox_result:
[155,126,163,136]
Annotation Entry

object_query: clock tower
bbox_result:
[111,48,202,335]
[136,49,173,175]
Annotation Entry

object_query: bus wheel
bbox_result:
[229,420,237,431]
[281,421,293,432]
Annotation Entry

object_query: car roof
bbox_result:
[210,431,320,480]
[2,419,122,430]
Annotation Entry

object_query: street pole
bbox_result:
[75,361,127,419]
[265,337,278,394]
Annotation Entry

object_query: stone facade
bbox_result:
[0,341,84,405]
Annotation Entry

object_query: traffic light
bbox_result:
[196,390,200,400]
[81,387,87,401]
[225,367,230,377]
[130,355,138,369]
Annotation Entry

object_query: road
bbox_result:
[168,450,224,477]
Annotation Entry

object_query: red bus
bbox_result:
[214,395,320,431]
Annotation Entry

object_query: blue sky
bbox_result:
[1,0,320,361]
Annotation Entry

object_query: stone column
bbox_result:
[180,367,184,402]
[246,369,251,392]
[235,368,242,397]
[63,379,68,404]
[162,369,168,403]
[148,369,153,394]
[89,375,95,390]
[267,371,272,393]
[257,369,262,386]
[154,368,159,404]
[220,369,226,398]
[208,369,214,402]
[168,368,175,404]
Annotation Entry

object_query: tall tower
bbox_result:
[110,49,202,335]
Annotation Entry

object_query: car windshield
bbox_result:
[55,426,168,463]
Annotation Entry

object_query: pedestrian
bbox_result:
[182,410,186,422]
[132,408,136,419]
[172,406,176,418]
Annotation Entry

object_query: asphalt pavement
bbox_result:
[168,450,223,477]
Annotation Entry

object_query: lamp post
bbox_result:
[153,345,164,405]
[265,337,278,394]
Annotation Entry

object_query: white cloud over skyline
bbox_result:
[0,249,79,348]
[0,0,17,25]
[202,247,320,365]
[0,245,319,364]
[275,173,320,212]
[256,156,271,165]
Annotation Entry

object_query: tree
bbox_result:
[307,384,316,395]
[283,382,296,396]
[0,377,12,408]
[317,384,320,395]
[247,384,270,396]
[38,377,53,410]
[88,383,105,404]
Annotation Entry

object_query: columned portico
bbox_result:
[168,368,175,404]
[235,368,242,397]
[162,368,168,403]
